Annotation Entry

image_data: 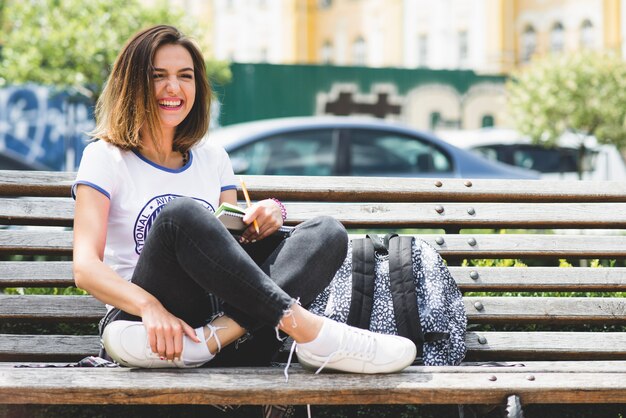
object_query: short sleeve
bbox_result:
[219,147,238,192]
[72,141,116,200]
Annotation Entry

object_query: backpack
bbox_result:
[308,234,467,366]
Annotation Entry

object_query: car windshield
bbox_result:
[472,144,596,173]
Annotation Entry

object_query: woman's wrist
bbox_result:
[269,198,287,221]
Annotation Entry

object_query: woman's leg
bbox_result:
[126,197,295,330]
[106,198,416,373]
[212,216,348,366]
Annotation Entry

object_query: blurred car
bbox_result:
[209,117,539,179]
[438,128,626,181]
[0,151,48,170]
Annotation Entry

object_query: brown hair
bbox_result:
[90,25,211,153]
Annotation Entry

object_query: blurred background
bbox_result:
[2,0,626,180]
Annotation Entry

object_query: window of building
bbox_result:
[550,22,565,53]
[352,37,367,66]
[458,30,468,67]
[417,34,428,67]
[319,0,332,9]
[521,25,536,63]
[481,115,494,128]
[580,19,594,48]
[321,41,334,64]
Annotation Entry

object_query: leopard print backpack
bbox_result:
[308,234,467,366]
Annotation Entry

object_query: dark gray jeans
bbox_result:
[104,197,348,365]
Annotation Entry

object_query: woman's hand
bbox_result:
[241,199,283,242]
[140,301,200,361]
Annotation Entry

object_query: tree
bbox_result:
[506,50,626,177]
[0,0,231,100]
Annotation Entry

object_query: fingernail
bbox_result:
[251,239,257,243]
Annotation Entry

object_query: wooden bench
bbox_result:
[1,170,625,413]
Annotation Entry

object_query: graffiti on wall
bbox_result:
[316,82,507,131]
[0,85,94,170]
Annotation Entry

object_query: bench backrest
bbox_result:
[1,170,625,362]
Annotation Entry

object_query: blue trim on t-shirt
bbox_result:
[131,149,193,173]
[72,181,111,200]
[221,185,237,192]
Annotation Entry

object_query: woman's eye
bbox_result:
[181,74,193,79]
[153,73,164,79]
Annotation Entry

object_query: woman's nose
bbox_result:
[166,77,180,93]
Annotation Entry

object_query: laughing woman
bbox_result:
[72,25,416,373]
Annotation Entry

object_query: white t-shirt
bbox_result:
[73,139,237,281]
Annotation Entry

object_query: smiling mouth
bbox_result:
[158,99,183,109]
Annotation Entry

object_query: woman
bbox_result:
[72,25,416,373]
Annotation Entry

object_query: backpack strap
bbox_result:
[388,236,425,353]
[366,234,388,254]
[347,238,376,330]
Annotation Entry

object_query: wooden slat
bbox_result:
[0,171,73,198]
[7,197,626,230]
[242,176,626,203]
[3,295,624,325]
[0,229,73,255]
[0,335,100,362]
[0,262,74,287]
[466,331,626,361]
[0,198,74,226]
[286,202,626,229]
[4,230,626,258]
[0,295,105,321]
[426,234,626,258]
[4,170,626,203]
[451,266,626,291]
[1,364,626,405]
[465,296,626,324]
[4,263,626,292]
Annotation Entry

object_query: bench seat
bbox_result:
[1,170,625,412]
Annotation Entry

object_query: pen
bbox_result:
[240,178,260,234]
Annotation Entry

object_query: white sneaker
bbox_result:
[102,320,219,368]
[296,320,417,374]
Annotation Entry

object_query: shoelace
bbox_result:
[283,323,377,382]
[205,323,226,354]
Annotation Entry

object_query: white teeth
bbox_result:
[159,100,181,107]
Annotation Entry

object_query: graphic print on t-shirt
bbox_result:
[133,194,214,254]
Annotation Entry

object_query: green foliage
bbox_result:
[507,50,626,148]
[462,258,527,267]
[3,286,87,296]
[0,0,231,99]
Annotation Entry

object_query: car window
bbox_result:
[473,144,591,173]
[227,129,335,175]
[348,129,452,176]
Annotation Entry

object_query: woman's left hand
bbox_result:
[241,199,283,242]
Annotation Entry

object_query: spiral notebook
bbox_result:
[215,202,293,234]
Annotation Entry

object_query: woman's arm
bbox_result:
[73,185,198,360]
[219,189,283,242]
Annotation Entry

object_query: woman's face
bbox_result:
[151,43,196,132]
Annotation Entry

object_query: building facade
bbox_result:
[152,0,626,130]
[198,0,624,73]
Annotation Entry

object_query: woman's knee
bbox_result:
[311,216,348,251]
[158,197,221,230]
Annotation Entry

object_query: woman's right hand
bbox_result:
[140,301,200,361]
